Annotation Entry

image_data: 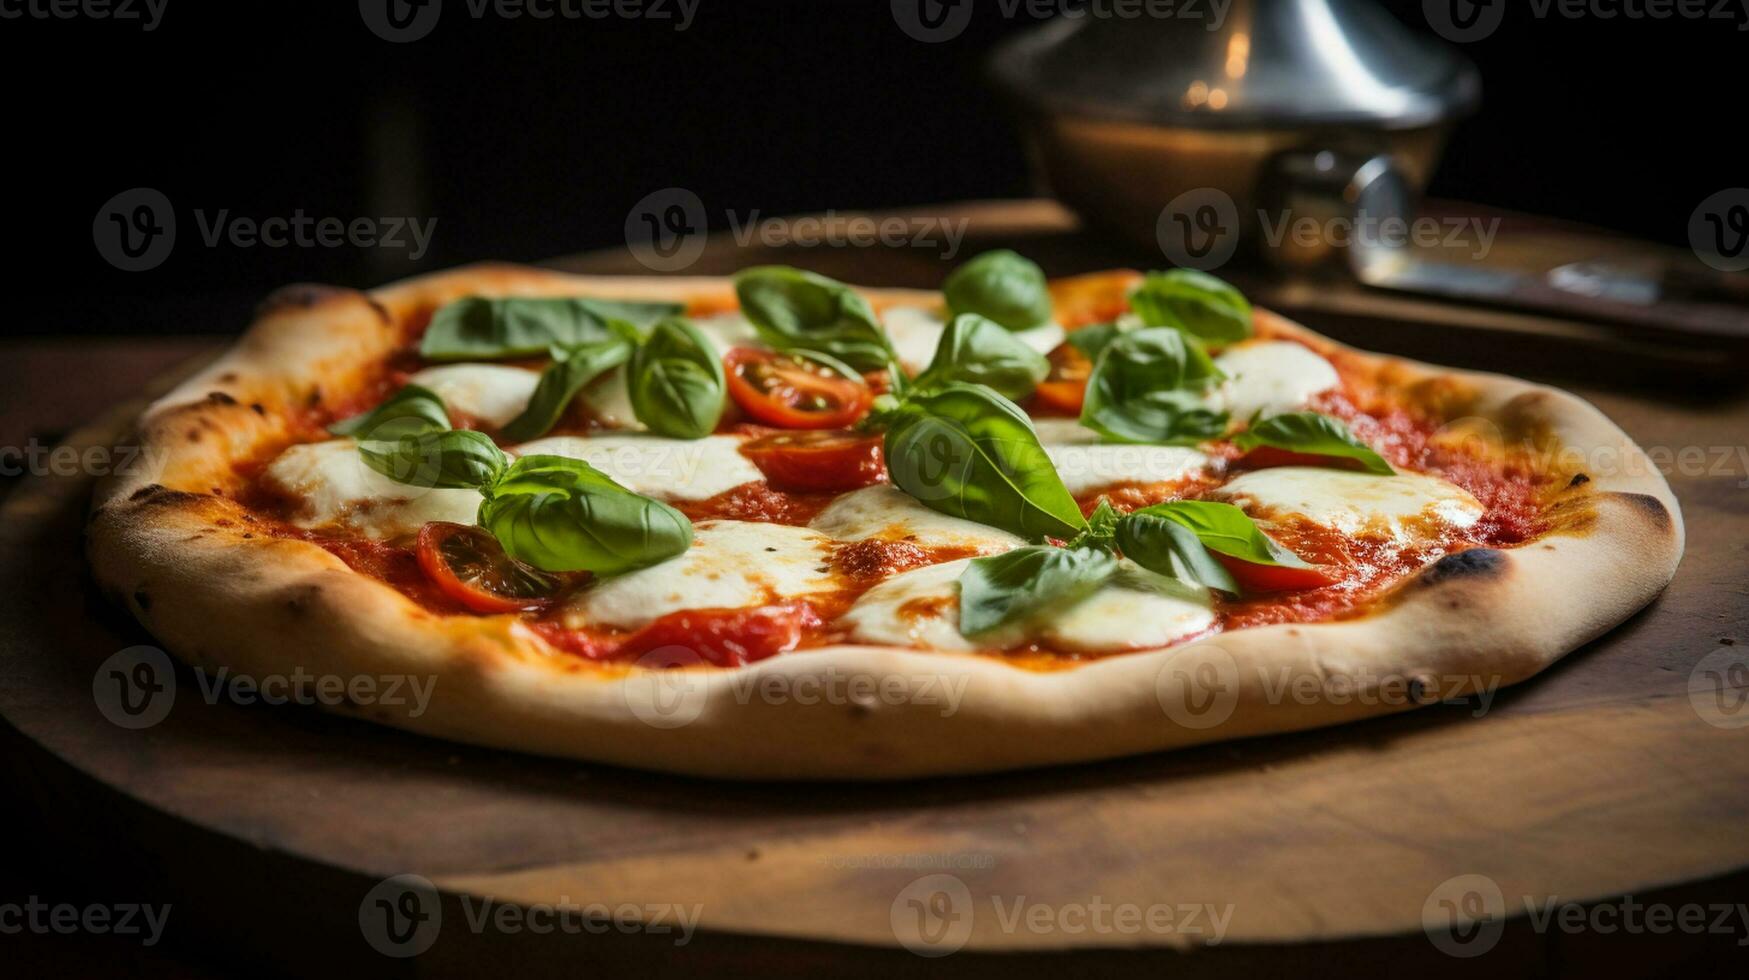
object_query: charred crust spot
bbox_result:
[186,429,202,443]
[1612,492,1673,532]
[306,387,323,407]
[217,372,239,384]
[249,402,267,416]
[282,583,323,617]
[256,283,353,316]
[365,297,392,324]
[205,391,238,406]
[128,484,205,507]
[132,589,152,612]
[1568,473,1591,487]
[1421,548,1507,587]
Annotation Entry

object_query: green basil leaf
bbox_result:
[360,429,508,490]
[1124,500,1311,568]
[329,384,450,440]
[1114,511,1240,597]
[478,454,693,574]
[956,545,1118,636]
[1064,318,1135,363]
[734,266,896,372]
[943,249,1053,332]
[419,296,679,361]
[497,338,635,443]
[1128,269,1253,343]
[1079,327,1228,445]
[884,383,1084,541]
[629,317,728,440]
[1232,412,1394,475]
[912,313,1050,401]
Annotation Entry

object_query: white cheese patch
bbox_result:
[838,558,1215,653]
[1212,341,1340,420]
[690,311,763,357]
[882,305,1068,373]
[260,438,483,540]
[511,433,763,501]
[1013,320,1067,356]
[407,364,540,429]
[578,366,644,431]
[562,520,838,630]
[808,485,1024,554]
[1213,467,1483,545]
[1030,417,1100,445]
[1029,417,1213,495]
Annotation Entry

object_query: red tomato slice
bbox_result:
[1031,344,1091,414]
[415,522,562,614]
[1213,553,1340,593]
[740,429,886,492]
[619,602,823,667]
[724,347,873,429]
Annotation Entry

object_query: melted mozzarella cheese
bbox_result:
[511,433,763,501]
[407,364,540,428]
[839,558,1214,653]
[260,438,483,539]
[562,520,838,629]
[690,311,763,356]
[1028,418,1212,495]
[882,306,1068,373]
[808,484,1024,554]
[1013,320,1067,356]
[578,366,643,431]
[1213,467,1483,545]
[1212,341,1340,420]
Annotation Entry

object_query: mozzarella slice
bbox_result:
[1213,467,1483,545]
[882,305,1069,374]
[1013,320,1067,356]
[690,311,763,356]
[577,366,644,431]
[561,520,838,630]
[1028,418,1212,496]
[808,485,1024,554]
[1212,341,1340,420]
[839,558,1214,653]
[1030,418,1099,445]
[407,364,540,429]
[260,438,483,539]
[511,433,763,501]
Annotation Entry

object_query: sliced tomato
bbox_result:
[1031,344,1091,414]
[1236,446,1366,471]
[1213,553,1341,593]
[724,347,873,429]
[415,522,562,614]
[619,602,823,667]
[740,429,886,492]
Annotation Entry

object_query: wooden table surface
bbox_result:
[3,201,1747,977]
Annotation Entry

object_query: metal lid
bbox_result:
[988,0,1481,131]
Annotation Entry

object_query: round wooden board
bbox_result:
[6,215,1749,975]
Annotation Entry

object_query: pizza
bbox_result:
[86,255,1684,778]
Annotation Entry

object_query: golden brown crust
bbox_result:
[86,264,1683,779]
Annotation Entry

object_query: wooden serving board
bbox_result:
[4,203,1748,976]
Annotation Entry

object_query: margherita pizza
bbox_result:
[87,255,1683,777]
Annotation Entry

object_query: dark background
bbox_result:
[2,0,1739,342]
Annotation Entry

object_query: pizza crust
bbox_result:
[86,264,1684,779]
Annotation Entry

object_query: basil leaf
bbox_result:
[734,266,896,372]
[329,384,450,440]
[1115,511,1240,597]
[912,313,1050,401]
[1128,269,1253,343]
[884,383,1084,540]
[943,249,1053,332]
[478,454,693,574]
[360,429,508,490]
[1079,327,1228,445]
[629,317,727,440]
[956,545,1118,636]
[497,337,636,443]
[419,296,680,361]
[1232,412,1394,475]
[1124,500,1311,568]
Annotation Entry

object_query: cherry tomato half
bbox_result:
[1213,553,1340,593]
[740,429,887,492]
[723,347,873,429]
[415,522,562,614]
